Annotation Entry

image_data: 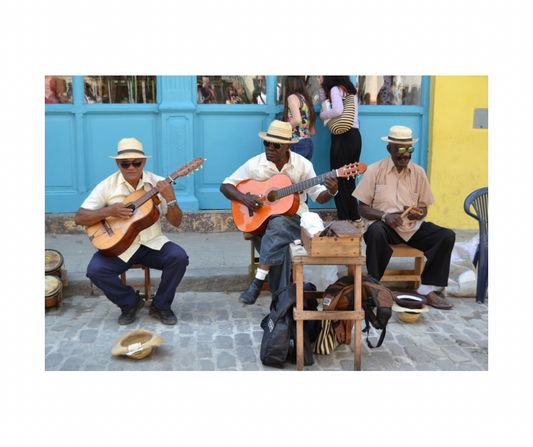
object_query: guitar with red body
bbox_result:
[87,158,205,257]
[231,162,367,235]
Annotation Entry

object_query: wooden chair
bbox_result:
[381,243,425,288]
[120,264,155,306]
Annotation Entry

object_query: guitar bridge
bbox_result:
[102,219,115,237]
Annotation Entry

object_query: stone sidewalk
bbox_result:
[45,290,488,371]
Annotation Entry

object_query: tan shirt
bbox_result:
[81,171,170,262]
[222,150,327,216]
[352,157,435,241]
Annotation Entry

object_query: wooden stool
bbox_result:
[290,243,365,371]
[381,243,425,288]
[243,233,270,290]
[120,264,155,306]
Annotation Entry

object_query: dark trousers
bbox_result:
[87,242,189,311]
[251,214,301,294]
[330,127,362,221]
[364,221,455,287]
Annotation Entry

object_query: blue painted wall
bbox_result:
[45,76,430,213]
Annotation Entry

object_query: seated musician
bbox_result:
[352,126,455,309]
[220,120,338,305]
[74,138,189,325]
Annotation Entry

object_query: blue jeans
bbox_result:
[251,214,301,294]
[87,242,189,311]
[290,138,314,161]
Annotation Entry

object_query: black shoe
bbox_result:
[118,296,144,325]
[239,278,264,305]
[149,306,178,325]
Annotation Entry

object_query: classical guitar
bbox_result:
[87,158,205,257]
[231,162,367,235]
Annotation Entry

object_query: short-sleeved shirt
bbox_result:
[352,156,435,241]
[222,150,327,216]
[81,170,170,262]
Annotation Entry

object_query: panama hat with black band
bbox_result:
[110,137,152,159]
[381,125,419,145]
[258,120,299,145]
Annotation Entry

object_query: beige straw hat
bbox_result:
[111,329,164,359]
[110,138,152,159]
[259,120,299,145]
[381,126,419,144]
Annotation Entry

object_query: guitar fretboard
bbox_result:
[276,170,337,199]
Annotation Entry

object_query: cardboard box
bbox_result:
[301,221,362,257]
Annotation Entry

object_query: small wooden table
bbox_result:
[290,243,366,371]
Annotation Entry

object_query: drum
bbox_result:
[45,274,63,308]
[45,249,64,277]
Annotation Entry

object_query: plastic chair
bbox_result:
[464,187,488,303]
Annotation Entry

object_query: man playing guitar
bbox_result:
[74,138,189,325]
[220,120,339,305]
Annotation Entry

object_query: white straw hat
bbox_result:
[110,138,152,159]
[259,120,299,145]
[381,126,419,144]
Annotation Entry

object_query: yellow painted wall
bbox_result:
[427,76,488,230]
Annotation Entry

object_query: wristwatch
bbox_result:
[381,212,388,224]
[328,189,338,197]
[167,199,178,208]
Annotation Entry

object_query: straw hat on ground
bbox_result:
[110,138,152,159]
[259,120,299,145]
[111,329,164,359]
[392,293,428,323]
[381,126,419,145]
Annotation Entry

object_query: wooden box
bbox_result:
[301,221,362,257]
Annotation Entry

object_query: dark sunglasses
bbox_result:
[263,140,282,150]
[119,160,143,168]
[396,146,415,155]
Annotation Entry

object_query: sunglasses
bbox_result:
[263,140,282,150]
[119,160,143,168]
[396,146,415,155]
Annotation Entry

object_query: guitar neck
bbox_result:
[276,170,338,199]
[128,173,176,210]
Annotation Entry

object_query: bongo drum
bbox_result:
[45,274,63,308]
[45,249,64,278]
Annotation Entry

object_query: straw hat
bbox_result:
[111,329,164,359]
[381,126,419,145]
[110,138,152,159]
[259,120,299,145]
[392,292,429,323]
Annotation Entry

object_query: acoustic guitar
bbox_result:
[231,162,367,236]
[87,158,205,257]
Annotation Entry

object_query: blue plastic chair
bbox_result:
[464,187,488,303]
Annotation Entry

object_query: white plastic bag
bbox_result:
[303,265,338,291]
[444,236,479,297]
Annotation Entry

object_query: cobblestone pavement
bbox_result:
[45,291,488,372]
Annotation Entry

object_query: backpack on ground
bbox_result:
[320,275,394,349]
[260,283,319,368]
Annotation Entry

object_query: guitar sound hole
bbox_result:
[267,191,278,202]
[125,203,136,211]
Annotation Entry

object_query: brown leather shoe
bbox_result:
[410,291,453,310]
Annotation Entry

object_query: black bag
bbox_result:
[321,275,394,349]
[260,283,319,368]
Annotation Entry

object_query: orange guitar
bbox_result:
[231,162,367,235]
[87,158,205,257]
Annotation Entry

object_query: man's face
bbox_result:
[257,77,266,92]
[263,140,290,164]
[387,143,414,170]
[116,158,146,186]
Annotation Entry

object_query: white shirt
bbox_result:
[81,170,170,262]
[222,150,327,216]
